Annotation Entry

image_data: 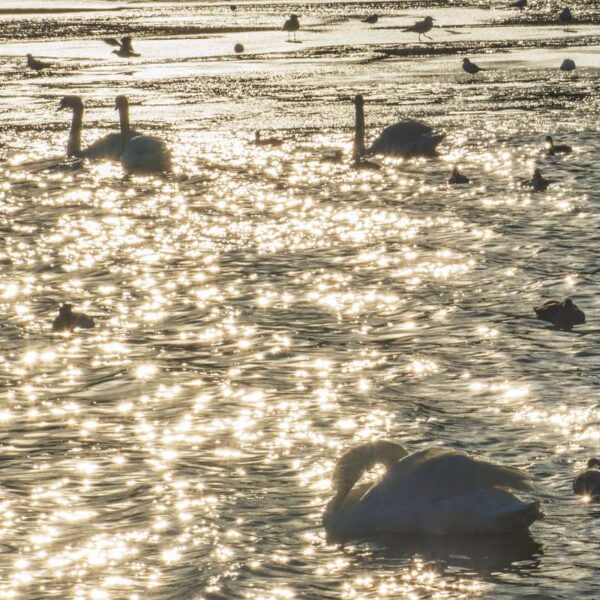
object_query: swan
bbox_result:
[115,95,172,175]
[323,441,541,537]
[534,298,585,330]
[545,135,572,155]
[52,303,95,332]
[573,458,600,499]
[449,166,469,184]
[353,94,444,158]
[58,95,139,160]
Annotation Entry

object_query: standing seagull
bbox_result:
[403,16,434,42]
[559,7,573,23]
[26,53,51,73]
[103,36,141,57]
[462,58,484,76]
[363,14,378,24]
[283,14,300,42]
[508,0,527,9]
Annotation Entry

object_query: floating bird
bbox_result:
[403,16,434,42]
[115,95,172,174]
[522,168,550,192]
[320,149,344,163]
[52,303,95,332]
[283,14,300,42]
[354,94,444,158]
[230,4,237,10]
[26,53,51,73]
[462,57,484,76]
[449,166,469,184]
[363,14,378,24]
[103,36,140,58]
[234,43,244,53]
[58,95,139,160]
[508,0,527,9]
[559,7,573,23]
[323,441,541,537]
[545,135,572,155]
[254,131,283,147]
[560,58,576,71]
[534,298,585,330]
[573,459,600,500]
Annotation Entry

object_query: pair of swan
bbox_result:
[59,95,171,174]
[324,441,541,537]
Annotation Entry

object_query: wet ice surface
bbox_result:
[0,1,599,598]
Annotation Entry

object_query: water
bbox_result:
[0,1,599,598]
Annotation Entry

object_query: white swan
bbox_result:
[58,95,139,161]
[115,95,172,174]
[354,95,444,158]
[323,441,541,537]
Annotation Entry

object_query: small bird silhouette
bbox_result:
[522,168,551,192]
[363,14,378,24]
[103,36,140,57]
[462,58,484,76]
[545,136,572,155]
[254,131,283,147]
[534,298,585,330]
[508,0,527,9]
[283,14,300,42]
[26,53,51,73]
[560,58,576,71]
[558,7,573,23]
[448,167,469,184]
[403,16,434,42]
[52,304,95,332]
[234,43,244,53]
[573,458,600,499]
[230,5,237,11]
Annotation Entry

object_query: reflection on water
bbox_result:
[0,0,600,598]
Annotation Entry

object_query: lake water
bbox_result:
[0,1,599,598]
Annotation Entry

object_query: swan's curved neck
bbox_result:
[353,101,366,159]
[67,105,84,157]
[118,103,132,151]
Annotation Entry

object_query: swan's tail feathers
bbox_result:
[490,462,532,492]
[500,500,543,531]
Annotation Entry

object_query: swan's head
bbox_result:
[290,14,299,20]
[59,303,73,315]
[115,95,129,111]
[58,96,83,111]
[564,298,574,308]
[588,458,600,469]
[533,168,542,179]
[545,135,553,144]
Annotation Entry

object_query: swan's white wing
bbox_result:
[369,121,443,157]
[83,130,140,161]
[121,135,172,174]
[370,447,531,505]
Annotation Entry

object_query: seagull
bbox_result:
[283,14,300,42]
[363,14,378,24]
[559,7,573,23]
[448,166,469,184]
[462,58,484,76]
[545,136,572,155]
[403,16,434,42]
[103,36,140,58]
[26,53,51,73]
[508,0,527,9]
[560,58,576,71]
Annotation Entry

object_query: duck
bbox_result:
[283,14,300,42]
[560,58,576,71]
[521,168,550,192]
[103,36,140,58]
[559,7,573,23]
[253,131,283,147]
[573,458,600,500]
[363,14,378,24]
[545,135,572,155]
[26,53,51,73]
[403,16,434,42]
[52,303,95,332]
[534,298,585,330]
[449,166,469,184]
[353,94,444,158]
[58,95,140,161]
[323,441,541,537]
[115,95,172,175]
[462,58,484,76]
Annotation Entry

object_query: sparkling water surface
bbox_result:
[0,1,599,598]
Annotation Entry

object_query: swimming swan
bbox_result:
[323,441,541,537]
[115,95,172,174]
[353,95,444,158]
[58,95,139,161]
